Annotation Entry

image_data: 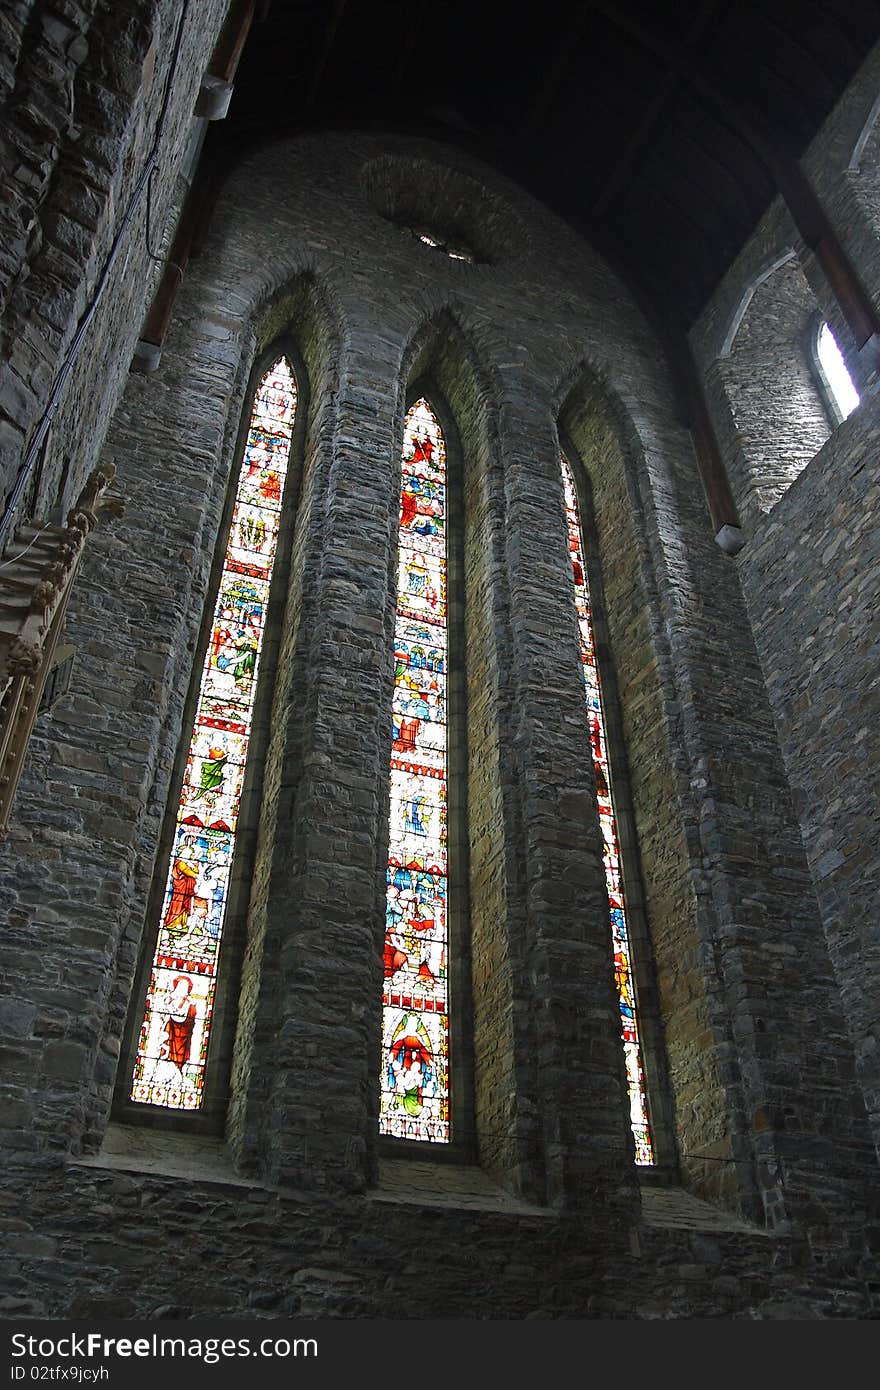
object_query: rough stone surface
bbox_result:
[692,41,880,1161]
[0,0,226,525]
[734,410,880,1156]
[3,1147,868,1320]
[0,38,878,1318]
[713,257,833,516]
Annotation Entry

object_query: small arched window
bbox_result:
[813,320,860,426]
[122,355,298,1115]
[381,397,450,1143]
[561,451,655,1166]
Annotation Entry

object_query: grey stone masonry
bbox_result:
[692,39,880,1162]
[0,0,227,532]
[0,120,877,1316]
[0,1145,870,1319]
[735,403,880,1156]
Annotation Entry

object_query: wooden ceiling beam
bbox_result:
[212,0,257,85]
[593,0,722,219]
[587,1,880,350]
[520,5,588,139]
[391,0,428,98]
[305,0,348,111]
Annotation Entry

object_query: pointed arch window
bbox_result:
[561,452,655,1166]
[813,319,860,425]
[126,356,297,1113]
[380,398,450,1142]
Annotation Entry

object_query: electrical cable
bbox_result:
[0,519,55,573]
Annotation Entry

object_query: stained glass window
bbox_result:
[561,453,655,1166]
[380,398,450,1142]
[130,357,297,1110]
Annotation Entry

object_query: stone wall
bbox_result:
[1,1152,873,1319]
[718,256,832,514]
[0,0,226,530]
[692,42,880,1156]
[0,117,877,1316]
[734,405,880,1154]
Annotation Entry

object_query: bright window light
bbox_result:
[817,321,860,421]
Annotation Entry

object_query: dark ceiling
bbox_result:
[216,0,880,328]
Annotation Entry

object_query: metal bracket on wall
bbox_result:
[714,524,746,556]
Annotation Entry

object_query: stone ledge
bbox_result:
[369,1158,553,1215]
[70,1122,265,1190]
[639,1185,768,1235]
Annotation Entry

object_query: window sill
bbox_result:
[369,1157,552,1215]
[638,1185,767,1235]
[70,1122,266,1191]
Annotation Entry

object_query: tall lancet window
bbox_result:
[815,320,859,424]
[129,358,297,1111]
[561,453,655,1166]
[381,398,450,1142]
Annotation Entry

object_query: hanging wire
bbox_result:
[0,519,55,574]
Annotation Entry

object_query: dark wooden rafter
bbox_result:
[658,310,744,536]
[194,0,257,117]
[593,0,722,219]
[808,0,880,58]
[636,173,720,259]
[137,179,204,355]
[686,379,743,536]
[391,0,428,98]
[587,1,880,352]
[580,0,879,538]
[663,117,755,228]
[634,125,743,236]
[519,4,589,139]
[209,0,257,85]
[723,43,816,149]
[210,0,880,329]
[305,0,348,111]
[731,11,839,112]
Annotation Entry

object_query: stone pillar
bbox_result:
[245,336,403,1193]
[493,386,640,1216]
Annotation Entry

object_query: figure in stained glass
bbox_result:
[387,1014,437,1118]
[405,553,429,595]
[404,789,429,836]
[392,717,419,754]
[195,743,228,798]
[163,836,199,932]
[163,975,197,1070]
[384,927,408,980]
